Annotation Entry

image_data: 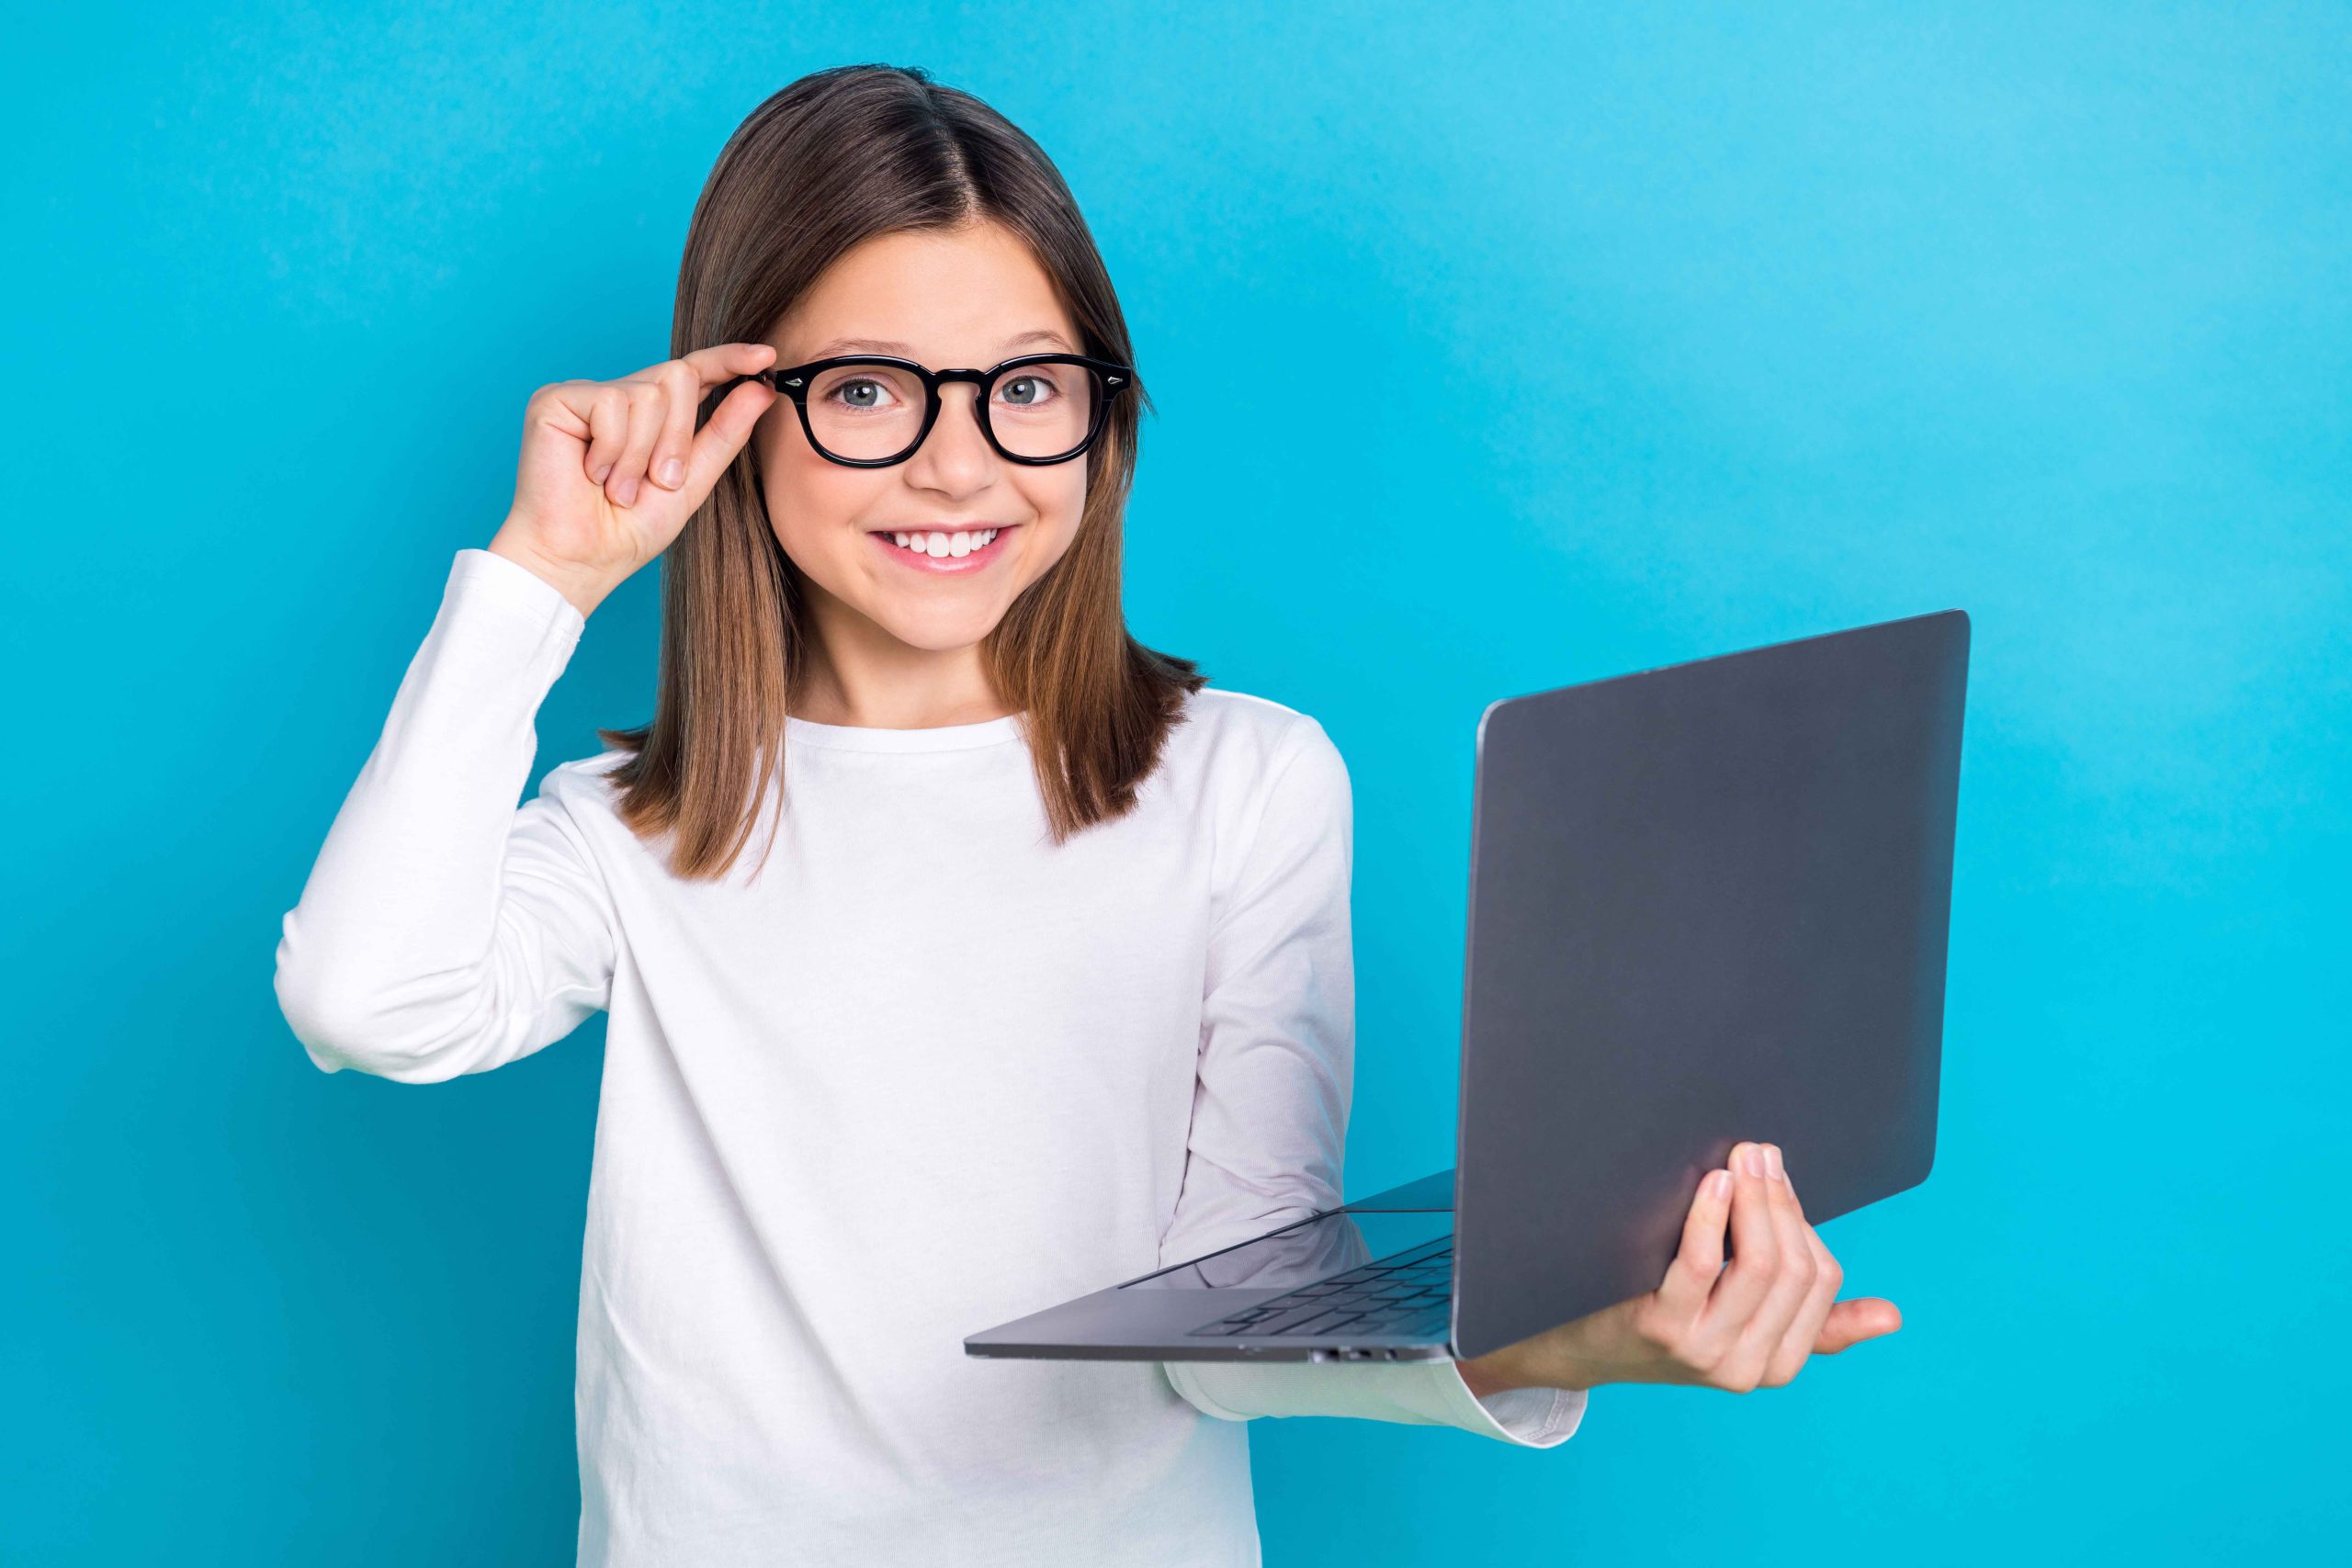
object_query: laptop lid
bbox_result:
[1451,609,1970,1359]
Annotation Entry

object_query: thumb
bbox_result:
[684,376,777,502]
[1815,1296,1902,1354]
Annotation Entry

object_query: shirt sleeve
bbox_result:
[1154,716,1588,1449]
[273,547,622,1084]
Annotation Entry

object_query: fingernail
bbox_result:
[615,475,639,507]
[592,462,614,485]
[1740,1144,1765,1178]
[659,457,684,488]
[1709,1168,1733,1200]
[1765,1145,1785,1180]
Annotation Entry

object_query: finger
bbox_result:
[1762,1175,1842,1384]
[1721,1145,1819,1385]
[570,383,630,489]
[681,375,777,500]
[646,361,702,492]
[606,383,668,509]
[676,339,777,389]
[1697,1142,1781,1342]
[1817,1297,1903,1354]
[1655,1166,1734,1318]
[688,345,782,428]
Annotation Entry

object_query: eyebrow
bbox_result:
[804,329,1077,359]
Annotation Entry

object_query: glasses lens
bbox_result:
[804,362,929,460]
[989,359,1100,460]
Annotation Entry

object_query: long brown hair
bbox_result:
[594,63,1206,882]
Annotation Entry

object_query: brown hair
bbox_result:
[594,63,1206,882]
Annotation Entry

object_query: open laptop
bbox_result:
[965,608,1970,1365]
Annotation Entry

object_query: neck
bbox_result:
[795,594,1011,729]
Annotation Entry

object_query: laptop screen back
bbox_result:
[1452,610,1969,1359]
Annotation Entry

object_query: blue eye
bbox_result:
[831,378,894,410]
[999,373,1060,408]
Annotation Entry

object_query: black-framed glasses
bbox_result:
[718,353,1136,468]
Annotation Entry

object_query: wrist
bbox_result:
[1456,1312,1624,1397]
[1454,1351,1513,1401]
[1461,1348,1604,1398]
[1457,1343,1548,1399]
[486,528,616,620]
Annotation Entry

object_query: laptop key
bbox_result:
[1185,1237,1461,1337]
[1246,1302,1351,1335]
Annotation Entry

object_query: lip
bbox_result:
[868,524,1018,575]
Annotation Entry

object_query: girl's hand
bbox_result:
[1454,1140,1901,1397]
[486,343,779,619]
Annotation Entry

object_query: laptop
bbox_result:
[965,607,1970,1365]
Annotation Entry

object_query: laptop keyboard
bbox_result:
[1185,1234,1453,1340]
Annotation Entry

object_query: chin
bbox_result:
[866,602,1006,653]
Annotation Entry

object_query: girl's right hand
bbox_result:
[487,342,779,619]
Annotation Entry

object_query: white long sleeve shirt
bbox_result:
[274,547,1586,1567]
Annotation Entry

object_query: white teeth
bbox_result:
[888,528,999,557]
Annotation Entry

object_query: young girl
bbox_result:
[275,63,1898,1567]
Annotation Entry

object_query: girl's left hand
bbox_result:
[1454,1140,1902,1398]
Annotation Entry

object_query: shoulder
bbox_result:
[532,748,635,820]
[526,749,682,878]
[1168,685,1350,811]
[1172,690,1353,909]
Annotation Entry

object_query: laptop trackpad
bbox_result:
[1116,1209,1454,1293]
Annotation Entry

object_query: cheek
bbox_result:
[1025,465,1091,539]
[757,427,875,547]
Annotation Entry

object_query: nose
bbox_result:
[903,382,996,494]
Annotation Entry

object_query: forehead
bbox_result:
[775,220,1080,363]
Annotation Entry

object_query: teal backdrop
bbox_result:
[6,3,2345,1562]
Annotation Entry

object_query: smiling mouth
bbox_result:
[873,525,1013,559]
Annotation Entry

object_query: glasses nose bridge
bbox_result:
[923,367,999,446]
[929,365,994,406]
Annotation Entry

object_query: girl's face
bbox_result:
[752,220,1091,672]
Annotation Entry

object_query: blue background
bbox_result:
[7,3,2345,1562]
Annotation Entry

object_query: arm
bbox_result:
[273,547,620,1084]
[1155,716,1587,1449]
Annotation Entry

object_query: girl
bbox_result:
[275,63,1899,1567]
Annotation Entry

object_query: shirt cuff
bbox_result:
[1162,1356,1589,1449]
[450,547,589,645]
[1441,1361,1589,1448]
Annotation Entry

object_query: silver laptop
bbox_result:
[965,608,1970,1365]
